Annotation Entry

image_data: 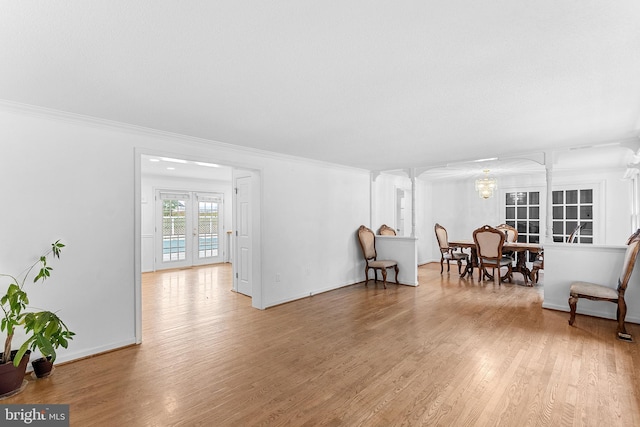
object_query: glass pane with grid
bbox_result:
[162,199,187,261]
[505,191,540,246]
[198,201,219,259]
[552,188,593,243]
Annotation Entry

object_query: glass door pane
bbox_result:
[162,198,187,262]
[192,193,223,266]
[198,200,219,259]
[157,191,223,270]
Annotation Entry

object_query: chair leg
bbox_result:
[364,267,369,286]
[617,298,631,341]
[530,266,539,283]
[440,259,444,274]
[457,259,463,274]
[381,268,388,289]
[394,265,399,284]
[447,260,451,272]
[568,295,578,325]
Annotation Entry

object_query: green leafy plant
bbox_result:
[0,240,74,366]
[16,311,74,364]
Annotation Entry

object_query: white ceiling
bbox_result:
[1,2,639,172]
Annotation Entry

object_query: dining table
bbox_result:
[448,239,543,286]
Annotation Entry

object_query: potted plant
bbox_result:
[19,310,74,378]
[0,240,75,394]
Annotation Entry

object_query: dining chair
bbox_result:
[434,223,469,274]
[568,229,640,341]
[496,223,518,243]
[356,225,399,288]
[567,223,584,243]
[496,223,518,263]
[378,224,397,236]
[530,252,544,284]
[473,225,513,283]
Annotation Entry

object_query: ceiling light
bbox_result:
[160,157,188,164]
[195,162,220,168]
[149,158,160,162]
[475,169,497,199]
[166,167,176,170]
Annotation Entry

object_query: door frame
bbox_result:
[134,148,264,344]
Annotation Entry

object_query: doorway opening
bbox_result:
[135,151,263,343]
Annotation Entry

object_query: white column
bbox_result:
[410,168,417,238]
[370,171,380,229]
[545,152,554,243]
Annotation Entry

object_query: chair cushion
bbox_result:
[369,260,397,268]
[480,256,512,267]
[570,281,619,299]
[444,252,468,261]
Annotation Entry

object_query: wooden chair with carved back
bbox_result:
[496,223,518,262]
[496,223,518,243]
[378,224,397,236]
[473,225,513,284]
[568,229,640,341]
[356,225,399,289]
[434,223,469,274]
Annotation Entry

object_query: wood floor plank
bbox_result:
[3,263,640,426]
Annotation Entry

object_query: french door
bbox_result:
[156,190,223,270]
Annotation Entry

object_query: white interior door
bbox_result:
[234,175,252,296]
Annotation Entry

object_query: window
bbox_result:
[505,191,540,244]
[552,189,593,243]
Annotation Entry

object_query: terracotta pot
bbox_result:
[0,350,31,397]
[32,356,54,378]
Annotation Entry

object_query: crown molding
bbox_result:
[0,99,370,174]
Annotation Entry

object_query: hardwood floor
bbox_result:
[4,263,640,426]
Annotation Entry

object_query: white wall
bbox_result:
[0,104,370,364]
[140,174,233,272]
[260,159,370,305]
